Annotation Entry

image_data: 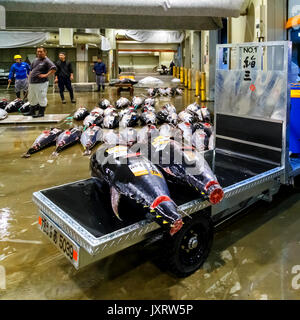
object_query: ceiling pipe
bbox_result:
[46,32,101,45]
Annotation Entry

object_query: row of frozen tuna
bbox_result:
[0,98,32,120]
[74,99,211,130]
[147,87,183,97]
[22,117,214,159]
[89,128,223,236]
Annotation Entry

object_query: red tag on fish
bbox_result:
[150,195,171,209]
[204,123,211,127]
[65,131,71,135]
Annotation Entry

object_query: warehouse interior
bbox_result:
[0,0,300,301]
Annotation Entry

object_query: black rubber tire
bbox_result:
[162,214,213,278]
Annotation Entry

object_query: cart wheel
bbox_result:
[162,214,213,278]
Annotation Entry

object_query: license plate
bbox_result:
[38,213,80,268]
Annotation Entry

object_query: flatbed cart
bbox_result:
[33,41,300,277]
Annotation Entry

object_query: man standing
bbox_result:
[54,52,76,104]
[8,55,30,99]
[169,60,175,75]
[25,47,56,118]
[93,57,106,92]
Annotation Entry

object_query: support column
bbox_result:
[76,44,89,83]
[191,31,201,90]
[113,42,119,78]
[105,29,118,79]
[208,30,218,101]
[266,0,287,41]
[0,5,5,29]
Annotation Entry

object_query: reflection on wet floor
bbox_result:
[0,83,300,300]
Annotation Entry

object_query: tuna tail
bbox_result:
[51,150,60,157]
[83,148,91,156]
[22,146,38,158]
[150,195,183,235]
[21,152,31,158]
[110,186,122,221]
[205,181,224,205]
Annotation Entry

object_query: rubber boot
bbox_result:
[33,106,45,118]
[23,104,38,116]
[16,91,21,99]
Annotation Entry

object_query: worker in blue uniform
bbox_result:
[8,55,31,99]
[93,57,106,92]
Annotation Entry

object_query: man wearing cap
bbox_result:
[25,47,56,118]
[8,55,30,99]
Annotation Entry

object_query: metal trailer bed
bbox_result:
[32,41,300,276]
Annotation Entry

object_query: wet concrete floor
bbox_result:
[1,80,300,300]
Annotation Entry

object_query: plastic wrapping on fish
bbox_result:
[178,111,196,124]
[208,133,214,150]
[186,102,203,122]
[115,97,131,109]
[137,125,160,143]
[142,105,155,113]
[193,122,213,137]
[90,107,104,117]
[98,99,111,109]
[158,88,167,96]
[139,76,163,86]
[132,96,145,109]
[18,101,30,113]
[120,111,139,128]
[201,106,211,122]
[166,112,178,125]
[176,88,183,95]
[103,113,119,129]
[140,111,157,125]
[102,130,120,145]
[177,122,193,145]
[83,114,103,128]
[119,106,135,117]
[192,129,208,151]
[73,107,89,121]
[164,103,176,114]
[0,99,8,109]
[159,123,182,140]
[0,108,8,120]
[156,108,169,124]
[80,125,102,155]
[147,88,158,97]
[5,99,23,113]
[104,106,117,117]
[144,97,155,107]
[119,128,138,146]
